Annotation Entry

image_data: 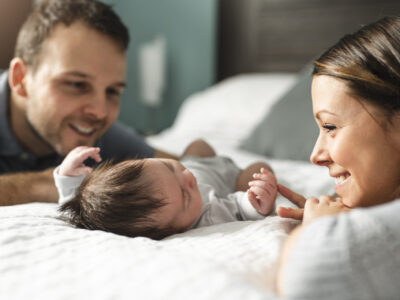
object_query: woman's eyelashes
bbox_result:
[322,123,337,132]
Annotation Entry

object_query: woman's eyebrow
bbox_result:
[315,110,337,120]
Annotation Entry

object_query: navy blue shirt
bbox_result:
[0,70,154,174]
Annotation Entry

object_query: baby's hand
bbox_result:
[58,146,102,176]
[248,168,278,215]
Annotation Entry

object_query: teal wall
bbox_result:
[103,0,217,133]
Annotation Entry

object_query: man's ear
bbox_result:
[8,57,29,98]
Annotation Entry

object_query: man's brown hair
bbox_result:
[15,0,129,69]
[59,160,176,240]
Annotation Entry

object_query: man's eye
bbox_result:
[62,81,92,94]
[65,81,87,89]
[106,88,121,97]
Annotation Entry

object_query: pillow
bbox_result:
[239,63,318,161]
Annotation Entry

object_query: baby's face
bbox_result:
[143,159,203,231]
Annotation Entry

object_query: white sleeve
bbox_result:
[53,166,86,205]
[282,199,400,300]
[230,191,265,220]
[204,191,264,224]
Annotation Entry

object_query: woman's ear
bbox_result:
[8,57,28,98]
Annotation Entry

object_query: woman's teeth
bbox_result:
[335,174,350,184]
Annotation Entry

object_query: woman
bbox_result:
[275,16,400,299]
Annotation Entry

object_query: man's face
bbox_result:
[23,21,126,156]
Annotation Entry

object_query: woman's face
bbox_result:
[310,75,400,208]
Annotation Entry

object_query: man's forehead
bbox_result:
[33,22,126,81]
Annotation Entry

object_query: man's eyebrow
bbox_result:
[63,71,126,88]
[63,71,93,79]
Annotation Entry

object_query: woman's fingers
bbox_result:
[276,206,304,220]
[277,184,307,208]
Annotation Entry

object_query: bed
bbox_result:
[2,1,400,299]
[1,71,335,300]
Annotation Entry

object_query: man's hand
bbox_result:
[58,146,102,176]
[247,168,277,215]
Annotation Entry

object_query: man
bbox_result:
[0,0,175,206]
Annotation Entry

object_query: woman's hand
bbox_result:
[276,184,306,220]
[302,195,350,224]
[277,184,351,223]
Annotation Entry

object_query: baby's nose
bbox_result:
[184,169,196,189]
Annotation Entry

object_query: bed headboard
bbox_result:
[217,0,400,80]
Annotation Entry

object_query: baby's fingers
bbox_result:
[252,170,277,184]
[68,166,94,176]
[249,180,277,191]
[76,147,102,164]
[247,190,261,211]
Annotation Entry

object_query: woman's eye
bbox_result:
[322,124,337,132]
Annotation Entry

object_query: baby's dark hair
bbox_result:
[59,159,176,240]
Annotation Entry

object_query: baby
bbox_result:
[55,139,278,239]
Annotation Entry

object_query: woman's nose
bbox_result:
[310,137,331,166]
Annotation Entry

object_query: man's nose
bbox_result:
[82,96,108,120]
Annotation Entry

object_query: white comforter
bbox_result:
[1,201,298,300]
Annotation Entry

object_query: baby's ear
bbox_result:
[9,57,29,98]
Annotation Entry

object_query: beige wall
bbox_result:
[0,0,32,69]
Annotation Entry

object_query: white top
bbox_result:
[282,198,400,300]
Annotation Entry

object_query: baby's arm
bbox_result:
[54,146,102,205]
[181,139,216,158]
[248,168,278,215]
